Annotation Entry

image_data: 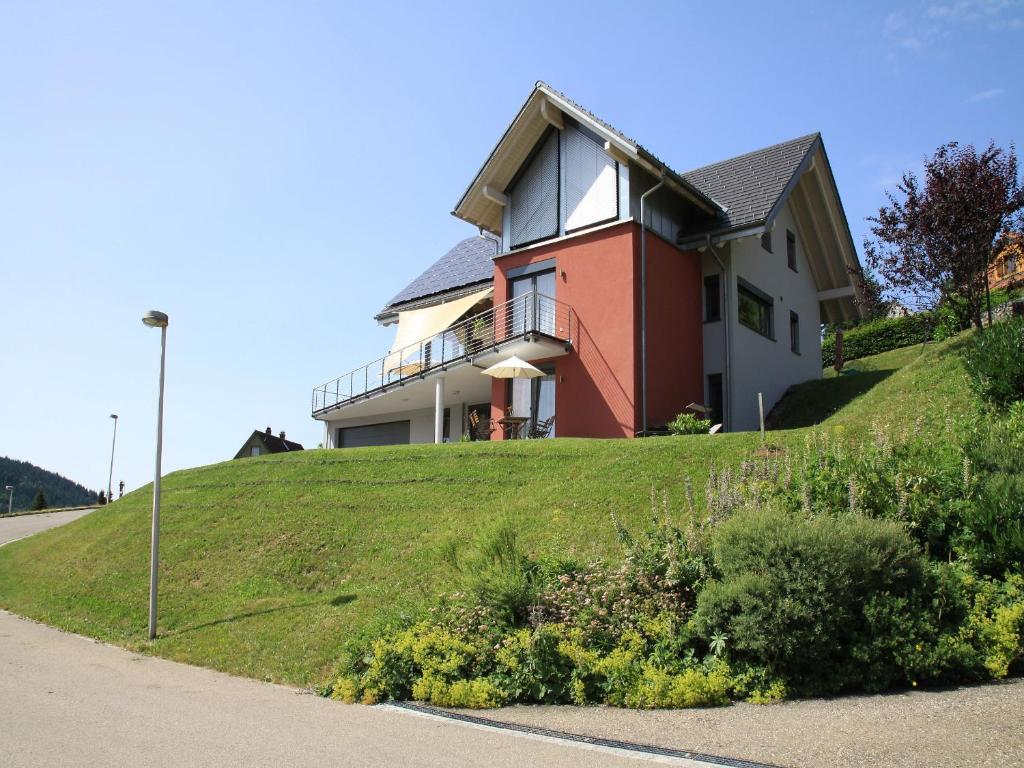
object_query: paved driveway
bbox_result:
[0,611,723,768]
[0,508,95,547]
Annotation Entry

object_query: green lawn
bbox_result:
[0,334,975,688]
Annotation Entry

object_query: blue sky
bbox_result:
[1,0,1021,493]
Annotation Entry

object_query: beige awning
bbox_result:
[385,287,493,374]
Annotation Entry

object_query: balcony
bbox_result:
[312,291,574,417]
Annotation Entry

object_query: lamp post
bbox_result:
[142,309,168,640]
[107,414,118,505]
[4,486,12,515]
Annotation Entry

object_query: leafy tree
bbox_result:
[32,489,47,511]
[864,141,1024,330]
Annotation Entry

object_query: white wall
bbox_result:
[324,404,466,447]
[702,201,823,432]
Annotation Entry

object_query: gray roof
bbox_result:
[378,236,498,317]
[681,133,821,233]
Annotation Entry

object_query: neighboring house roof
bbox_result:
[681,133,821,234]
[376,236,498,320]
[234,428,304,459]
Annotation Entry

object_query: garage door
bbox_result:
[337,420,411,448]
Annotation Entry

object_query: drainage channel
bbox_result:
[383,701,786,768]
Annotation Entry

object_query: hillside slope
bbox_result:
[0,336,974,687]
[0,456,97,512]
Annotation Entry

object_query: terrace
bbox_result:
[311,291,574,419]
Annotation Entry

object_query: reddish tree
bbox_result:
[864,142,1024,330]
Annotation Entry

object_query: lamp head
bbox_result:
[110,414,118,420]
[141,310,169,328]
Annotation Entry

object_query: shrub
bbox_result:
[695,506,925,695]
[623,660,731,708]
[962,317,1024,408]
[442,519,540,626]
[822,313,934,367]
[667,412,712,435]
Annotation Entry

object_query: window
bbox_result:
[250,446,261,457]
[563,124,617,232]
[790,311,800,354]
[703,274,721,322]
[707,373,723,428]
[760,230,772,253]
[737,279,774,339]
[510,268,556,335]
[508,131,559,248]
[787,230,797,272]
[510,365,556,437]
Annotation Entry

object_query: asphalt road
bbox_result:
[0,510,715,768]
[0,508,95,547]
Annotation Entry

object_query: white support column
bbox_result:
[434,376,445,444]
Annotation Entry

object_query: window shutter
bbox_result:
[509,132,559,248]
[563,126,617,231]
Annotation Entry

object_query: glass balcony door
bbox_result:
[510,269,556,336]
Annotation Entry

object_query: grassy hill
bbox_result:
[0,336,973,688]
[0,456,97,512]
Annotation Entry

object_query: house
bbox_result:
[234,427,304,459]
[989,233,1023,292]
[312,82,863,447]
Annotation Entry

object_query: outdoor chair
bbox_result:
[468,410,495,441]
[527,416,555,439]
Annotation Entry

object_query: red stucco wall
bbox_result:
[489,221,703,439]
[491,222,638,439]
[642,231,705,429]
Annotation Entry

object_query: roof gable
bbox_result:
[681,133,820,235]
[453,82,721,234]
[378,236,497,317]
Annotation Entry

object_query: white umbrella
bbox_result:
[480,355,544,379]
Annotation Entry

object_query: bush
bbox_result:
[822,313,934,367]
[667,413,712,435]
[695,507,925,695]
[962,317,1024,408]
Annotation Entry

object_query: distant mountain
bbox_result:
[0,457,97,513]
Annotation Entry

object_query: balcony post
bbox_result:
[434,375,445,444]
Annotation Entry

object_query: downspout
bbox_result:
[638,177,665,436]
[706,233,732,431]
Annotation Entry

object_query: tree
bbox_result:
[32,489,47,511]
[864,141,1024,330]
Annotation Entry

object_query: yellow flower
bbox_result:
[912,681,918,687]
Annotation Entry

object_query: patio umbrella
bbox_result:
[480,355,545,379]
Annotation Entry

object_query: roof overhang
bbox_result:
[680,139,865,324]
[452,82,722,235]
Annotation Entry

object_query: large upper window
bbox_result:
[509,132,559,248]
[508,123,618,249]
[738,279,774,339]
[563,125,617,232]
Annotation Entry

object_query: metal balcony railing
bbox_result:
[312,291,573,415]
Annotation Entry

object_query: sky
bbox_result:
[1,0,1022,494]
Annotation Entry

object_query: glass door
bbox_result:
[510,269,556,335]
[509,366,555,437]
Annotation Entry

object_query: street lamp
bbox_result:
[142,309,168,640]
[4,486,12,515]
[107,414,118,505]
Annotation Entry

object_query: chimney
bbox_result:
[279,431,286,440]
[265,426,272,436]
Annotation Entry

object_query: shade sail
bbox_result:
[385,287,493,374]
[480,355,545,379]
